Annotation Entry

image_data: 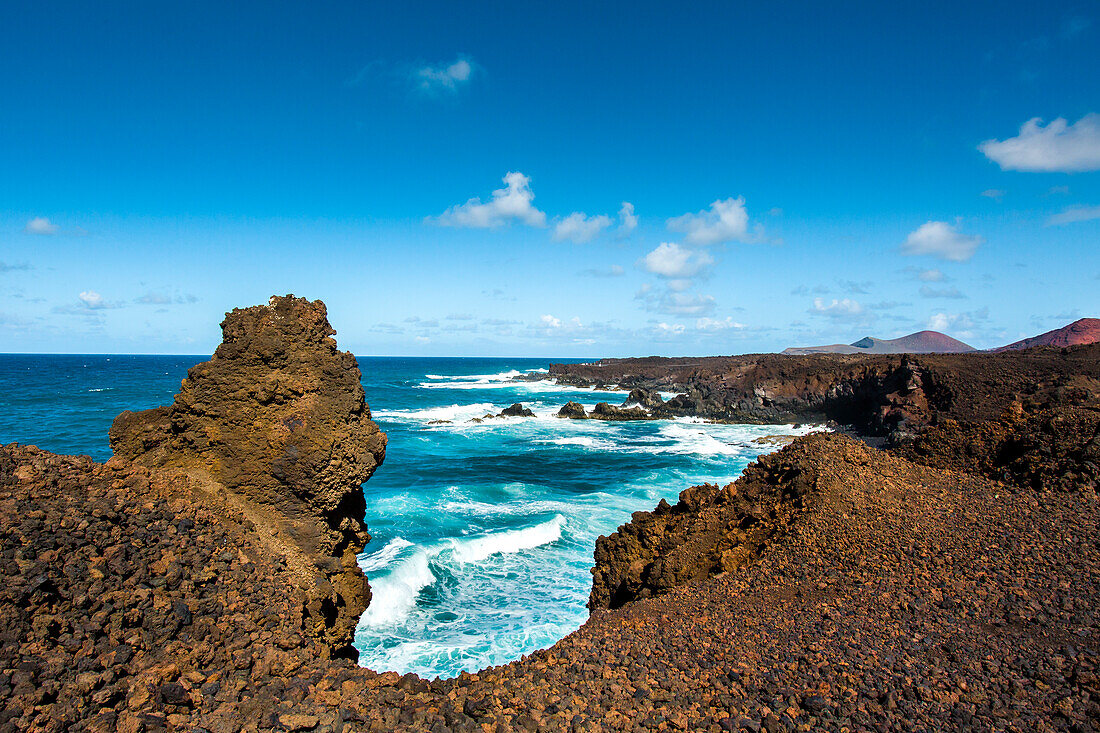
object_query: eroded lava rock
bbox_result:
[110,295,386,657]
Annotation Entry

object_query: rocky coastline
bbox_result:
[1,298,1097,731]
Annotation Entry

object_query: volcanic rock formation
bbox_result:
[993,317,1100,352]
[109,295,386,658]
[783,329,975,355]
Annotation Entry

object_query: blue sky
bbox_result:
[2,1,1098,356]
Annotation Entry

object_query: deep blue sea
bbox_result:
[0,355,813,679]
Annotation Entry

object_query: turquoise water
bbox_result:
[0,355,812,679]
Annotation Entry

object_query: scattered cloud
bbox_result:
[809,297,866,321]
[617,202,637,237]
[919,285,967,299]
[695,316,746,331]
[979,114,1100,172]
[434,172,546,229]
[639,242,714,279]
[652,322,686,336]
[25,217,60,235]
[1047,204,1100,226]
[446,313,475,321]
[926,308,990,339]
[553,212,612,243]
[0,262,32,273]
[667,197,755,245]
[789,285,809,296]
[867,300,907,310]
[413,57,474,95]
[902,266,948,282]
[839,279,873,295]
[901,221,983,262]
[135,292,198,305]
[1046,185,1070,196]
[539,314,562,329]
[980,189,1005,201]
[579,265,625,278]
[927,312,971,334]
[79,291,104,309]
[52,290,123,316]
[635,285,717,317]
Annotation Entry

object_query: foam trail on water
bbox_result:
[448,515,566,564]
[372,403,496,422]
[439,499,574,518]
[653,424,742,456]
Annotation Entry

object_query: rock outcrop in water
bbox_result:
[109,295,386,658]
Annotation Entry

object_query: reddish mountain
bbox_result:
[993,318,1100,352]
[783,330,975,355]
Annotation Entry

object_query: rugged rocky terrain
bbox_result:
[1,298,1098,732]
[549,345,1100,438]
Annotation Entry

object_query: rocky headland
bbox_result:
[1,298,1098,731]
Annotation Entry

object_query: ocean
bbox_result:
[0,354,813,679]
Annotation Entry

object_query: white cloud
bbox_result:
[553,212,612,243]
[901,221,983,262]
[639,242,714,278]
[919,285,966,299]
[637,289,716,316]
[53,290,122,315]
[810,298,865,321]
[980,189,1005,201]
[917,268,944,282]
[696,317,746,331]
[434,172,547,228]
[414,57,474,95]
[1047,204,1100,226]
[578,265,624,278]
[25,217,60,235]
[617,202,637,237]
[135,292,199,305]
[667,197,752,245]
[653,322,686,335]
[539,314,562,329]
[927,312,975,334]
[979,114,1100,172]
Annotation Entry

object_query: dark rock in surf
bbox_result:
[589,402,653,421]
[557,402,588,419]
[622,387,665,410]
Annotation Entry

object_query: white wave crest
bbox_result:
[359,536,413,572]
[448,515,566,564]
[359,550,436,627]
[653,424,741,456]
[372,402,497,422]
[440,499,573,518]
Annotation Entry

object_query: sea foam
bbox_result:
[447,515,566,564]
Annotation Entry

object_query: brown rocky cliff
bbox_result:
[589,435,836,610]
[109,295,386,659]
